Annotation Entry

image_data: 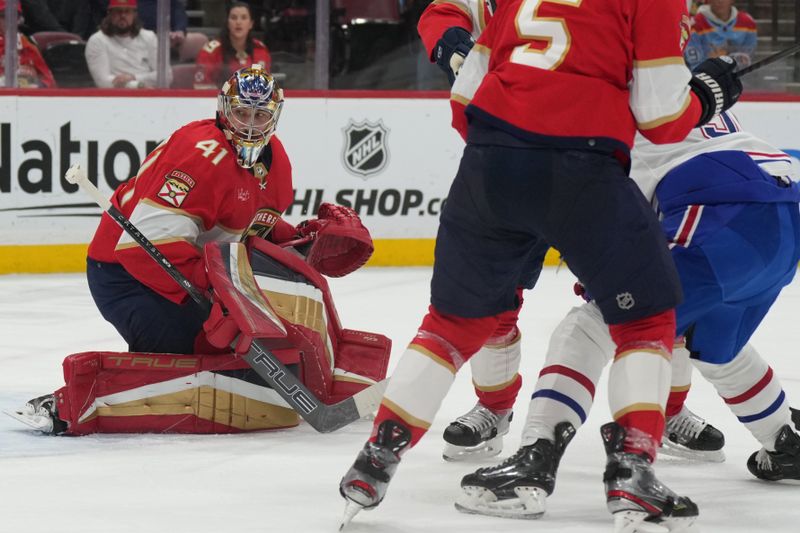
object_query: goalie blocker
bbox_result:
[49,238,390,435]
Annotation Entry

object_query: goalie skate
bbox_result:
[602,423,698,533]
[455,421,576,519]
[660,406,725,463]
[339,420,411,529]
[442,403,512,461]
[4,394,67,435]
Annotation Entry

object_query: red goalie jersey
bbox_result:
[87,119,294,304]
[451,0,702,150]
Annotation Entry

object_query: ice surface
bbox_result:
[1,268,799,532]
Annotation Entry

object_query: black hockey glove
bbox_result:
[434,27,475,86]
[689,56,743,127]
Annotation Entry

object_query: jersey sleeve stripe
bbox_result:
[633,57,687,68]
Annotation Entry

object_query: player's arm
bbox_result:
[449,34,491,139]
[418,0,478,85]
[418,0,475,59]
[631,0,740,143]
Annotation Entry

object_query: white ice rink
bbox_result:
[1,267,799,533]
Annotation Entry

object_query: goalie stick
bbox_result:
[737,43,800,77]
[65,164,386,433]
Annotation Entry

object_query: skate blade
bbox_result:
[2,409,54,433]
[613,511,669,533]
[613,511,697,533]
[443,435,503,462]
[454,485,546,519]
[659,441,725,463]
[339,500,364,531]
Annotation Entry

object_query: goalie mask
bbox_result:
[218,65,284,168]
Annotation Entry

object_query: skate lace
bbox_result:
[666,407,707,440]
[755,448,776,472]
[454,404,501,433]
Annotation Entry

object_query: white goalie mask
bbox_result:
[218,65,284,168]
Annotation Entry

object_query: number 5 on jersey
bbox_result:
[511,0,581,71]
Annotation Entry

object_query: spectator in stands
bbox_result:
[84,0,170,88]
[136,0,188,50]
[685,0,757,69]
[0,0,57,87]
[194,1,271,89]
[56,1,106,40]
[19,0,65,34]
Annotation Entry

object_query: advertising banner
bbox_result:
[1,94,799,272]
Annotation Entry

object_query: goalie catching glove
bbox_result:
[280,203,374,277]
[689,56,743,127]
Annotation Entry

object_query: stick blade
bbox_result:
[65,164,87,185]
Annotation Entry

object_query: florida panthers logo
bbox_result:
[342,120,389,178]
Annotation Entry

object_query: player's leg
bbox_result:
[442,302,520,460]
[86,258,209,354]
[457,301,611,518]
[9,259,211,433]
[340,139,545,518]
[676,201,800,480]
[660,339,726,462]
[443,242,548,461]
[546,152,696,529]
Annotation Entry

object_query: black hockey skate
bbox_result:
[602,422,699,533]
[660,406,725,463]
[791,407,800,430]
[443,402,513,461]
[339,420,412,529]
[746,424,800,481]
[455,421,576,519]
[4,394,67,435]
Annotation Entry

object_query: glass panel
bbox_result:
[2,0,800,93]
[326,0,448,90]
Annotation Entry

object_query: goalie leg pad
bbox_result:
[57,351,300,435]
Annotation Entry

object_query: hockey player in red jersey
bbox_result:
[340,0,743,530]
[10,65,387,436]
[418,0,725,464]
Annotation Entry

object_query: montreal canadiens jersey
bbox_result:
[451,0,701,149]
[631,111,797,203]
[417,0,495,59]
[88,119,293,304]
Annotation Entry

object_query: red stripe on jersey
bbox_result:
[539,364,596,398]
[724,367,774,405]
[671,205,704,248]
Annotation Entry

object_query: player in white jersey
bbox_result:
[456,113,800,525]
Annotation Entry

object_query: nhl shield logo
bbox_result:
[342,120,389,177]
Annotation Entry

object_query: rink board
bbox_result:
[0,91,798,273]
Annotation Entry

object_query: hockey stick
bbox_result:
[737,43,800,77]
[66,164,386,433]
